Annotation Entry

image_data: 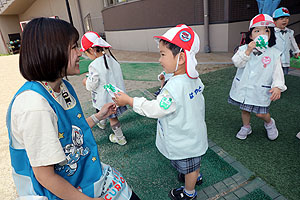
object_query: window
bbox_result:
[84,13,93,32]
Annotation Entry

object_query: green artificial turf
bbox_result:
[79,57,92,74]
[79,60,163,80]
[199,67,300,200]
[121,63,162,81]
[81,89,237,199]
[239,189,272,200]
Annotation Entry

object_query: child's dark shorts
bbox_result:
[170,156,202,174]
[228,97,269,114]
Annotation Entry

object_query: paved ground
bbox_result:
[0,50,297,199]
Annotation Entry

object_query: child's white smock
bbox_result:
[230,45,287,107]
[273,27,300,67]
[86,55,126,110]
[133,74,208,160]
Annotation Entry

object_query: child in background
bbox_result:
[81,32,127,145]
[228,14,287,141]
[7,17,140,200]
[114,24,208,200]
[272,7,300,75]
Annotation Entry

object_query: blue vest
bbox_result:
[229,45,280,107]
[156,74,208,160]
[7,80,130,199]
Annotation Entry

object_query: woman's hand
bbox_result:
[113,92,133,107]
[245,41,256,56]
[96,103,116,120]
[269,87,281,101]
[82,77,87,86]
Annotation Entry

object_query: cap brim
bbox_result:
[93,38,112,48]
[185,50,198,79]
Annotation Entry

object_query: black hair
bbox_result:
[245,27,276,47]
[159,39,184,57]
[20,17,79,81]
[273,16,289,21]
[86,46,118,69]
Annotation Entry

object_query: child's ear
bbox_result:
[178,52,185,65]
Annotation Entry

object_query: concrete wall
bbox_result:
[105,24,230,53]
[0,15,22,54]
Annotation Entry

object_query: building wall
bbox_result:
[0,15,22,54]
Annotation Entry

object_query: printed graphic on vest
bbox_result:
[55,125,90,176]
[160,97,173,110]
[100,167,127,200]
[189,85,202,99]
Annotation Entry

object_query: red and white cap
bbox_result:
[154,24,200,79]
[80,31,111,52]
[249,14,275,30]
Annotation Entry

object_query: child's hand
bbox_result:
[245,41,256,56]
[82,77,87,86]
[97,102,116,120]
[113,92,133,107]
[269,87,281,101]
[294,53,299,59]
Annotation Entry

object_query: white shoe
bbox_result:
[97,119,106,130]
[109,134,127,145]
[296,132,300,140]
[264,118,278,140]
[236,126,252,140]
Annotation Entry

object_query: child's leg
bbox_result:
[256,113,278,140]
[236,110,252,139]
[282,67,289,75]
[185,168,200,191]
[241,110,251,126]
[96,109,106,129]
[109,117,127,145]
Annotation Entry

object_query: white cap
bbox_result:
[80,31,111,52]
[249,14,275,30]
[154,24,200,79]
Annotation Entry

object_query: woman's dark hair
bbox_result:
[245,27,276,47]
[87,46,118,70]
[20,17,79,81]
[160,39,184,56]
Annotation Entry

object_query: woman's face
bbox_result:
[66,42,81,76]
[250,26,270,40]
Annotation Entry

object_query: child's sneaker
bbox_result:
[178,173,203,185]
[169,186,197,200]
[236,126,252,140]
[264,118,278,140]
[97,119,106,130]
[296,132,300,140]
[109,134,127,145]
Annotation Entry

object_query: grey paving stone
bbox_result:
[211,145,222,153]
[208,140,216,147]
[274,195,287,200]
[217,149,228,158]
[197,189,209,200]
[223,177,236,187]
[213,181,228,193]
[260,184,280,199]
[231,173,247,185]
[224,193,239,200]
[223,155,236,164]
[230,161,254,179]
[233,188,248,198]
[203,186,218,198]
[243,177,266,193]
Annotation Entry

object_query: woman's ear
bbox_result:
[178,52,186,65]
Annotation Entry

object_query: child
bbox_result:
[228,14,287,141]
[81,31,127,146]
[113,24,208,200]
[272,7,300,75]
[6,17,140,200]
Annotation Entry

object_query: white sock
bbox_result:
[111,122,124,139]
[184,189,195,197]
